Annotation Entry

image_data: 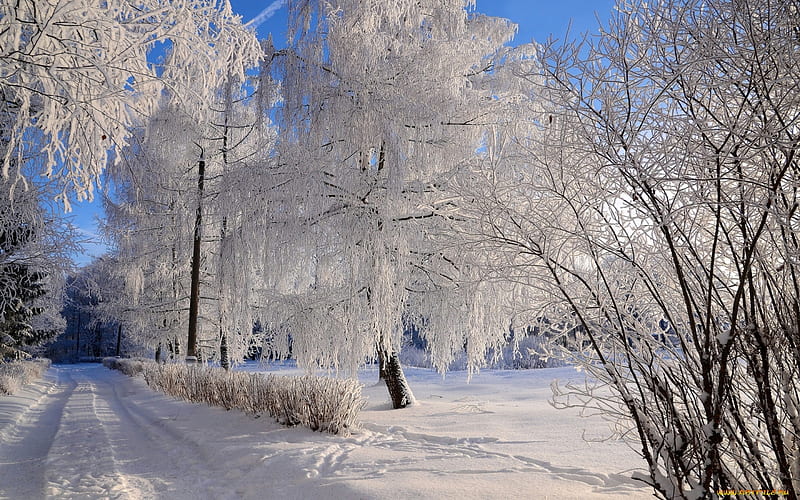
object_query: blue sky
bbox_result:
[69,0,616,266]
[234,0,616,43]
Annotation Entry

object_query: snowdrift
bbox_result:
[0,358,51,395]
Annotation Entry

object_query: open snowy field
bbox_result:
[0,363,652,499]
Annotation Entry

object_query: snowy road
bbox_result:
[0,364,238,498]
[0,364,652,499]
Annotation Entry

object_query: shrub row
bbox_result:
[104,358,365,435]
[0,358,52,395]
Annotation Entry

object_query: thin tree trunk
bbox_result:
[218,214,229,371]
[187,151,205,363]
[75,312,81,358]
[115,324,122,356]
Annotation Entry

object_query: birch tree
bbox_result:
[265,0,517,407]
[462,0,800,496]
[0,0,260,206]
[101,108,198,359]
[103,66,278,365]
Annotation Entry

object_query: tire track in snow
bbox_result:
[48,364,231,499]
[43,366,145,499]
[95,365,281,499]
[3,364,304,500]
[100,369,220,497]
[0,366,74,499]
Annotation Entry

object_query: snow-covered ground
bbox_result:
[0,363,652,499]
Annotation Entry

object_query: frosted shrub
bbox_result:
[0,358,51,395]
[102,357,147,377]
[107,359,364,434]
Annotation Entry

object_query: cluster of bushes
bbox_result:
[104,358,365,435]
[0,358,51,395]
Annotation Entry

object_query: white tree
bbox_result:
[101,108,198,359]
[0,179,72,358]
[102,64,278,366]
[462,0,800,496]
[263,0,518,407]
[1,0,260,206]
[198,70,279,367]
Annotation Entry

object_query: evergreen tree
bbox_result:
[0,217,62,358]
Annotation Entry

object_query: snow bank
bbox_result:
[0,358,51,395]
[105,358,365,434]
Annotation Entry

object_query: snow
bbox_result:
[0,363,652,499]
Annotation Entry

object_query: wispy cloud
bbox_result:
[71,225,109,266]
[245,0,287,30]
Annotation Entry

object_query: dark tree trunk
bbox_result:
[187,152,205,363]
[380,350,414,409]
[75,312,81,357]
[218,215,230,371]
[115,324,122,357]
[220,329,230,371]
[155,343,162,363]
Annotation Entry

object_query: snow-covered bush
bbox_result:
[106,359,364,434]
[0,358,51,395]
[102,357,147,377]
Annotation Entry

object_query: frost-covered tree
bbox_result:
[0,182,71,359]
[0,0,260,206]
[463,0,800,497]
[206,74,280,369]
[265,0,517,407]
[103,66,278,366]
[101,107,198,359]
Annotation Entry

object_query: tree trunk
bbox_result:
[168,337,181,361]
[115,324,122,357]
[380,350,414,409]
[220,329,230,370]
[75,312,81,357]
[187,152,205,363]
[218,215,229,371]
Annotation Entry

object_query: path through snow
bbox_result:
[0,364,652,499]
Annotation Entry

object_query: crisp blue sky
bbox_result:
[234,0,616,44]
[69,0,616,266]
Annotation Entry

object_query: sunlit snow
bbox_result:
[0,363,651,499]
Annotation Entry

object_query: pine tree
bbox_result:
[0,222,60,358]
